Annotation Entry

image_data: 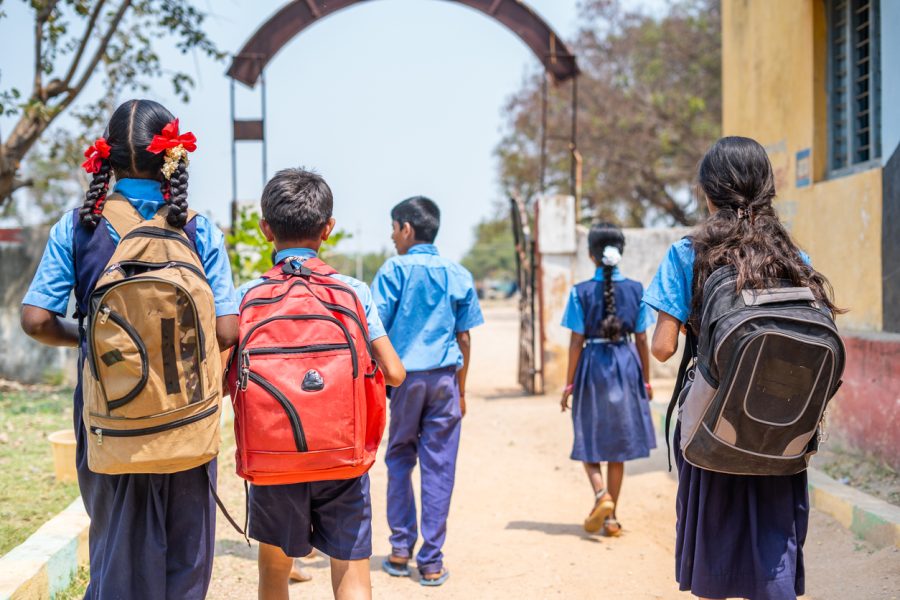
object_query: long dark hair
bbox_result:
[690,136,840,326]
[588,221,626,341]
[79,99,190,229]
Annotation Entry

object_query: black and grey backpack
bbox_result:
[665,265,845,476]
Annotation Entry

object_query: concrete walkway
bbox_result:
[206,303,900,599]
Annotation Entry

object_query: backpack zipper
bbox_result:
[104,260,206,281]
[92,403,218,445]
[248,343,350,356]
[103,309,151,410]
[246,371,308,452]
[121,227,197,254]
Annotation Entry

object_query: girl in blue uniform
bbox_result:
[644,136,840,600]
[560,222,656,537]
[21,99,239,599]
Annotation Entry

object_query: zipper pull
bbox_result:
[98,306,111,325]
[94,427,103,445]
[239,350,250,391]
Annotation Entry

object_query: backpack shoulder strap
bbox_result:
[101,194,145,237]
[664,328,697,471]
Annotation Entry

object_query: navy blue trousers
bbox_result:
[385,368,461,575]
[75,380,216,600]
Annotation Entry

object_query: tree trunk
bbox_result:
[0,113,48,204]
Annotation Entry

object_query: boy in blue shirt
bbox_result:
[372,196,484,586]
[237,168,405,600]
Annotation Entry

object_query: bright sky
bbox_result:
[0,0,583,260]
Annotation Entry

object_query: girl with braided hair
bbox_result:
[644,136,839,600]
[21,99,239,599]
[560,222,656,537]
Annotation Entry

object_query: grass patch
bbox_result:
[56,566,89,599]
[818,445,900,507]
[0,387,80,556]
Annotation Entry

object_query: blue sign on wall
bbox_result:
[796,148,811,188]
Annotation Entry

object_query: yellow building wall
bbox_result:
[722,0,883,331]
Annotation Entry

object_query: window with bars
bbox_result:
[827,0,881,173]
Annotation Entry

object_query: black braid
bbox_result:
[165,159,189,228]
[599,263,623,342]
[79,160,112,228]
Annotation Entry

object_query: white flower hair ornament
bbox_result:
[602,245,622,267]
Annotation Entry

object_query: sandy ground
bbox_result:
[207,303,900,599]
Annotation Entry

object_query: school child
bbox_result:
[235,167,405,600]
[372,196,484,586]
[643,137,841,600]
[559,222,656,536]
[20,99,239,599]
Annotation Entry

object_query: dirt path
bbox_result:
[207,303,900,599]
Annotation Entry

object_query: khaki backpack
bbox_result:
[81,196,222,474]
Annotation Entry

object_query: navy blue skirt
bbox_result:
[570,341,656,462]
[674,423,808,600]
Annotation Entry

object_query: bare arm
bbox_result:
[456,331,471,417]
[215,315,239,351]
[371,336,406,387]
[561,332,585,411]
[635,332,653,399]
[651,312,681,363]
[21,305,79,347]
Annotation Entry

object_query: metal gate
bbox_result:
[510,194,539,394]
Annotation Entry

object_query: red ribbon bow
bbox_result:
[81,138,111,174]
[146,119,197,154]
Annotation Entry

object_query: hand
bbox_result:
[644,382,654,400]
[459,394,467,418]
[560,389,572,412]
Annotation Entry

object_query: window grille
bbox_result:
[828,0,881,172]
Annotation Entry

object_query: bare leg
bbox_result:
[331,558,372,600]
[258,543,293,600]
[582,461,606,494]
[606,462,625,517]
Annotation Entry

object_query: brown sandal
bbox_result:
[602,516,622,537]
[584,490,615,533]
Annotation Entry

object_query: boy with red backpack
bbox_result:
[231,168,405,600]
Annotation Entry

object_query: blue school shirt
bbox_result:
[371,243,484,372]
[561,267,655,334]
[237,248,387,341]
[22,178,239,316]
[642,237,811,322]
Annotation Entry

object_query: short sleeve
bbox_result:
[454,274,484,333]
[193,216,239,316]
[560,287,586,334]
[643,240,694,323]
[344,279,387,341]
[22,213,76,315]
[371,261,403,333]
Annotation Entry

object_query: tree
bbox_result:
[0,0,223,204]
[496,0,721,226]
[461,216,516,283]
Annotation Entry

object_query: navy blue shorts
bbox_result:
[248,474,372,560]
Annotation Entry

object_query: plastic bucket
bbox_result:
[48,429,77,483]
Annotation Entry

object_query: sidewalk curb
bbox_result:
[649,401,900,549]
[0,498,89,600]
[807,468,900,549]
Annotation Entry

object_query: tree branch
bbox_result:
[62,0,108,89]
[63,0,132,109]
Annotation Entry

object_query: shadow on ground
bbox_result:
[505,520,602,543]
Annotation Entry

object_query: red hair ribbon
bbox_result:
[146,119,197,154]
[81,138,111,174]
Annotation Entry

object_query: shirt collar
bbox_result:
[113,178,166,220]
[593,266,625,282]
[114,178,165,202]
[275,247,317,264]
[408,243,439,256]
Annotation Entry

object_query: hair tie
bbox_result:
[737,207,753,222]
[601,246,622,267]
[82,138,111,174]
[146,118,197,179]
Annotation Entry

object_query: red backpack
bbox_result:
[227,257,386,485]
